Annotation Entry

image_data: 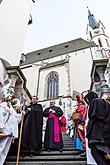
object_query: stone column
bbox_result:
[32,64,41,96]
[9,74,19,94]
[96,66,109,93]
[15,82,23,96]
[64,56,72,120]
[64,58,71,96]
[32,62,48,96]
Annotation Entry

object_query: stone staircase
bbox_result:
[5,133,87,165]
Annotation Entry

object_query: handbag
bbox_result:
[72,112,82,121]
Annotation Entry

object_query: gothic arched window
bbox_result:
[46,71,59,99]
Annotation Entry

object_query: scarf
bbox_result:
[49,112,60,142]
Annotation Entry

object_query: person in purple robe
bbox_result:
[43,100,63,152]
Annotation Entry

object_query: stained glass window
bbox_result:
[46,71,59,99]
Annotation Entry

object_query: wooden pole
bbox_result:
[16,113,24,165]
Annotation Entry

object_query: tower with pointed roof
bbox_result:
[87,7,110,54]
[87,8,110,95]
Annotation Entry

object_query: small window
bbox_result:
[37,52,41,55]
[49,50,53,52]
[65,45,69,48]
[98,38,102,47]
[89,31,92,39]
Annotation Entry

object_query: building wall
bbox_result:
[69,48,93,94]
[21,46,94,119]
[0,0,33,65]
[22,66,36,95]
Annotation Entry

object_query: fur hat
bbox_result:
[84,91,98,105]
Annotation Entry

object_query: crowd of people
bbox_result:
[0,96,64,164]
[0,91,110,165]
[71,91,110,165]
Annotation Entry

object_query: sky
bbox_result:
[22,0,110,53]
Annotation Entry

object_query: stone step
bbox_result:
[62,138,73,142]
[6,155,86,161]
[9,148,79,156]
[7,150,81,157]
[40,150,81,155]
[63,146,75,149]
[5,133,86,165]
[63,138,73,140]
[64,144,74,147]
[5,160,87,165]
[63,141,73,143]
[63,148,77,151]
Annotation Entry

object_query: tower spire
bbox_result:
[86,7,110,54]
[87,7,99,29]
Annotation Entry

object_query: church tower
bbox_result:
[86,7,110,55]
[87,7,110,95]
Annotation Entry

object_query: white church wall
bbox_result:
[69,48,93,94]
[0,0,33,65]
[38,65,68,100]
[22,64,39,95]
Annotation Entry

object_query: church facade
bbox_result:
[20,38,95,118]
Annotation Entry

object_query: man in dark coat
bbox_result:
[21,96,43,156]
[85,91,110,165]
[43,100,63,152]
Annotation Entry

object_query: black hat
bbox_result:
[84,91,98,105]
